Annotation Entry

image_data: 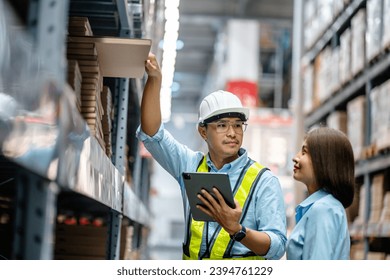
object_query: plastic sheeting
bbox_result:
[0,1,122,212]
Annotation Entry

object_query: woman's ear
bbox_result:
[198,125,207,140]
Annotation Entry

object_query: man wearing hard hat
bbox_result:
[137,53,287,260]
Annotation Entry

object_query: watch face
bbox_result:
[234,231,246,241]
[231,226,246,241]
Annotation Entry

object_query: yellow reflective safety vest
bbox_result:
[182,156,267,260]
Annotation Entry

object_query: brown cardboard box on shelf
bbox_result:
[67,47,98,57]
[68,16,93,36]
[330,46,341,94]
[339,28,352,86]
[367,252,387,260]
[302,62,315,114]
[322,47,332,101]
[55,254,104,260]
[366,0,383,62]
[379,168,390,227]
[346,184,360,224]
[370,85,383,151]
[350,240,365,260]
[380,192,390,222]
[67,60,82,109]
[101,86,113,157]
[313,46,335,105]
[67,36,151,78]
[372,80,390,152]
[369,173,384,224]
[313,49,324,105]
[67,47,106,151]
[55,224,108,260]
[351,9,366,77]
[56,223,108,236]
[326,111,347,134]
[66,16,150,154]
[303,0,318,49]
[350,185,366,238]
[120,225,134,260]
[347,95,366,160]
[67,42,95,50]
[55,244,106,258]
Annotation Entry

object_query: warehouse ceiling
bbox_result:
[5,0,294,117]
[172,0,294,115]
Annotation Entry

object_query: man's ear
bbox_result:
[198,125,207,140]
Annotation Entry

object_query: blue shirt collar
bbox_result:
[206,148,248,173]
[295,189,328,223]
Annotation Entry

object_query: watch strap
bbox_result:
[229,225,246,242]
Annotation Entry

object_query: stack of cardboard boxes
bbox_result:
[101,86,113,158]
[66,17,113,157]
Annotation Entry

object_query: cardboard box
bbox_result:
[347,95,366,160]
[351,9,366,76]
[327,111,347,134]
[366,0,383,62]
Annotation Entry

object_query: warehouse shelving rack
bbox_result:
[0,0,152,260]
[294,0,390,259]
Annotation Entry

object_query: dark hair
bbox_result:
[305,127,355,208]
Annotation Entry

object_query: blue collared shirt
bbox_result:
[136,124,287,260]
[286,189,350,260]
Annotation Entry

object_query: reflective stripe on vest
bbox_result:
[184,156,266,260]
[182,253,262,260]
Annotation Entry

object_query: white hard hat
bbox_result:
[198,90,249,124]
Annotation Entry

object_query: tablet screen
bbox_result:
[182,172,235,221]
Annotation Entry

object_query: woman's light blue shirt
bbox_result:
[136,124,287,260]
[286,189,350,260]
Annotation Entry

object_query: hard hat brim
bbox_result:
[198,107,249,124]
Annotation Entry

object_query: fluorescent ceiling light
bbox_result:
[161,0,181,122]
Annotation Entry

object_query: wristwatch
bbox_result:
[230,225,246,242]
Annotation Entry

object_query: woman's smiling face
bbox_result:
[293,140,318,193]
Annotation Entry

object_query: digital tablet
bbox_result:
[182,172,235,221]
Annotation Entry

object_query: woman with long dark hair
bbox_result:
[287,126,355,260]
